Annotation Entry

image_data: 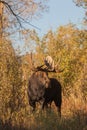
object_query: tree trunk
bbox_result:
[0,2,3,41]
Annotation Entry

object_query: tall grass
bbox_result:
[0,94,87,130]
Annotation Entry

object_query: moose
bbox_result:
[27,56,62,117]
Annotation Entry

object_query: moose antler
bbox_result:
[31,64,64,73]
[30,54,64,73]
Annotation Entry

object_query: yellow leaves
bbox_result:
[73,0,87,24]
[34,24,87,97]
[0,40,24,121]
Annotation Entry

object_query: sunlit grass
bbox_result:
[0,94,87,130]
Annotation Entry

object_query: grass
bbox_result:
[0,95,87,130]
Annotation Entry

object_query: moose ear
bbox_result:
[40,72,44,77]
[35,71,40,77]
[40,72,47,78]
[35,72,38,76]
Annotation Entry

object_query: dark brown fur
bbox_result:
[27,71,50,111]
[43,78,62,117]
[27,72,62,117]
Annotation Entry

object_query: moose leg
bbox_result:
[54,99,61,118]
[29,100,36,112]
[57,106,61,118]
[39,98,46,110]
[42,100,47,110]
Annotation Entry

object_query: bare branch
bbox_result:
[0,0,22,27]
[17,15,41,30]
[0,0,41,30]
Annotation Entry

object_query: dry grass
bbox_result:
[0,93,87,130]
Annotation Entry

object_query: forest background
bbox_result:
[0,0,87,130]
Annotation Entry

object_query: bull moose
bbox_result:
[27,56,62,117]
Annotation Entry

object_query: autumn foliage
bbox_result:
[0,24,87,130]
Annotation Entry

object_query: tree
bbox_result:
[0,39,23,122]
[0,2,3,39]
[73,0,87,24]
[32,23,87,97]
[0,0,48,39]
